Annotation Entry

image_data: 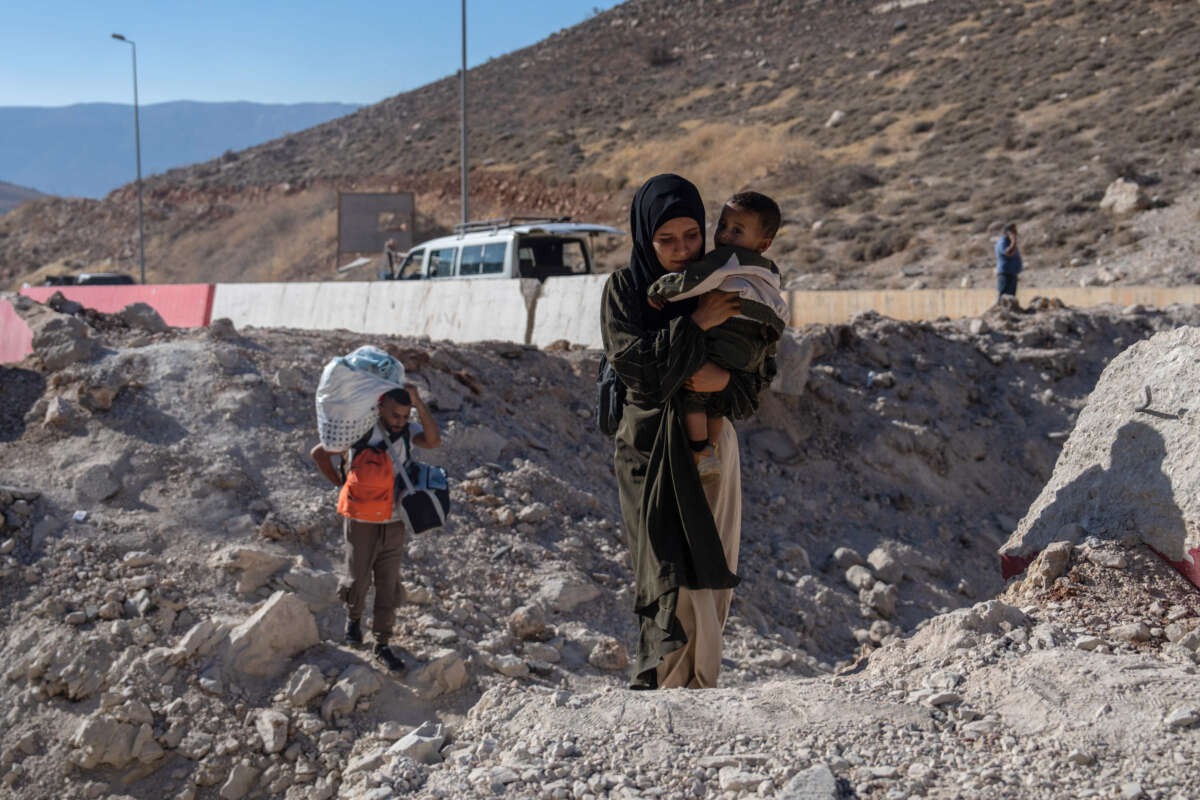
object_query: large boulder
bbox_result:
[1099,178,1149,215]
[225,591,319,678]
[535,571,602,613]
[118,302,168,333]
[208,547,294,594]
[70,715,138,769]
[1000,327,1200,588]
[30,312,94,371]
[770,328,821,396]
[321,665,382,722]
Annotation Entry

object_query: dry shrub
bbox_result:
[812,165,884,209]
[645,42,675,68]
[867,227,911,260]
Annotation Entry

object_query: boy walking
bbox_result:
[310,387,441,672]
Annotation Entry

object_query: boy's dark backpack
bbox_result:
[595,354,626,436]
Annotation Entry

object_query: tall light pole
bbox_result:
[111,33,146,284]
[460,0,469,224]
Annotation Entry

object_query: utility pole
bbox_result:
[111,33,146,284]
[460,0,469,224]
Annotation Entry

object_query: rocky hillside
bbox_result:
[1,294,1199,798]
[3,0,1200,289]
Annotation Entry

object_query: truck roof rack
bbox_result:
[452,216,573,234]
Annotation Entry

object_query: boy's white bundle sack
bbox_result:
[315,345,405,450]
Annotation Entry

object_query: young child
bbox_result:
[647,191,788,478]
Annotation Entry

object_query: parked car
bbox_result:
[384,217,623,282]
[77,273,135,285]
[43,273,136,286]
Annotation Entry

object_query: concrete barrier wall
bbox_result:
[787,286,1200,326]
[20,284,215,327]
[530,275,609,349]
[211,279,530,343]
[0,297,33,364]
[8,281,1199,364]
[210,282,374,332]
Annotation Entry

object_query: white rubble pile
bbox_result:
[0,296,1199,798]
[1002,325,1200,576]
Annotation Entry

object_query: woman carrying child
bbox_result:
[601,173,774,689]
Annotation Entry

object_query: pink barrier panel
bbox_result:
[0,297,34,364]
[20,284,215,328]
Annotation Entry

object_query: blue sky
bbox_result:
[3,0,623,108]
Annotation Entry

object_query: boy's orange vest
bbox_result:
[337,443,394,522]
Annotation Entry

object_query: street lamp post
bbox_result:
[460,0,468,224]
[111,33,146,284]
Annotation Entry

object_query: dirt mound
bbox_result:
[1001,325,1200,583]
[2,296,1200,798]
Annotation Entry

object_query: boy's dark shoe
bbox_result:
[374,642,407,674]
[345,618,364,646]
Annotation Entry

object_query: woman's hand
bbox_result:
[686,363,731,393]
[691,291,741,331]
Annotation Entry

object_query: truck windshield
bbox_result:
[516,237,588,280]
[396,250,424,279]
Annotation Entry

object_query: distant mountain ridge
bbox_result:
[0,101,359,198]
[0,181,43,215]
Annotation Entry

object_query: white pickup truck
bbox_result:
[383,217,624,282]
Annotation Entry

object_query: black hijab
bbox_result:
[627,173,705,329]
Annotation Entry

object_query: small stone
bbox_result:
[507,604,550,641]
[1025,541,1072,589]
[587,637,629,671]
[779,762,839,799]
[718,767,769,791]
[866,547,903,583]
[862,582,897,618]
[488,654,529,677]
[283,664,326,707]
[44,396,79,429]
[536,574,602,613]
[1164,707,1200,730]
[832,547,864,569]
[76,464,120,502]
[1109,622,1151,643]
[1075,636,1104,651]
[387,720,445,765]
[122,551,157,568]
[961,719,1001,738]
[1086,549,1128,569]
[1120,782,1145,800]
[516,502,550,524]
[845,564,874,591]
[925,692,962,707]
[218,763,260,800]
[1067,749,1095,765]
[522,642,561,663]
[255,710,289,754]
